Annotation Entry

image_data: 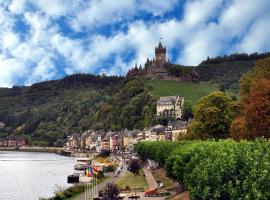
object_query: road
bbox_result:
[75,160,127,200]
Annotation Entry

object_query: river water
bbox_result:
[0,151,74,200]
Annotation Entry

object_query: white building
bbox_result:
[156,96,184,119]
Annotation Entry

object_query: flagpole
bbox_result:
[95,173,96,197]
[96,173,98,196]
[90,179,91,200]
[86,181,89,200]
[94,173,97,196]
[86,180,88,200]
[84,182,85,200]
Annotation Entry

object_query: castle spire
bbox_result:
[157,41,163,49]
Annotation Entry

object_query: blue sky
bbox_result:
[1,0,270,87]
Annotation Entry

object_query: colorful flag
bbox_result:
[93,165,100,172]
[89,167,95,176]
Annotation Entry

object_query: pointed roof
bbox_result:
[157,41,163,49]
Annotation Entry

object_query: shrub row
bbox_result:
[135,140,270,200]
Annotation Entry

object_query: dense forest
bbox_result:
[197,60,255,92]
[169,52,270,92]
[200,52,270,65]
[0,74,156,146]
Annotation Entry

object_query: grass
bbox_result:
[152,168,174,190]
[146,80,218,104]
[45,176,109,200]
[116,170,148,190]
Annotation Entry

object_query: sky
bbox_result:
[0,0,270,87]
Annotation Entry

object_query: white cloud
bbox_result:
[8,0,26,14]
[0,31,20,50]
[139,0,179,16]
[24,57,56,85]
[69,0,181,31]
[70,0,137,31]
[236,13,270,53]
[183,0,224,27]
[0,58,28,87]
[1,0,270,87]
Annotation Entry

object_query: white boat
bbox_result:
[74,157,92,173]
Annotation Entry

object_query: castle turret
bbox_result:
[155,42,166,62]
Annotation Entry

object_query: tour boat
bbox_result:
[67,156,92,183]
[74,157,91,173]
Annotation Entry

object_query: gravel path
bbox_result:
[143,167,158,190]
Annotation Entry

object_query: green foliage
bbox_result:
[128,159,140,177]
[136,140,270,200]
[183,100,194,120]
[197,61,255,92]
[98,149,111,157]
[146,80,217,104]
[103,165,115,173]
[135,141,191,166]
[188,91,233,139]
[0,75,156,145]
[102,183,120,200]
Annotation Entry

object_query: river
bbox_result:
[0,151,74,200]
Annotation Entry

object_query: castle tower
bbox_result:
[155,42,166,62]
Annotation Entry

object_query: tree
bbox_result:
[99,149,111,157]
[230,116,247,140]
[102,183,120,200]
[188,91,233,139]
[230,58,270,140]
[244,80,270,138]
[182,100,194,120]
[128,159,140,178]
[240,57,270,99]
[231,80,270,139]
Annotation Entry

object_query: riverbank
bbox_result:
[0,146,64,154]
[45,176,110,200]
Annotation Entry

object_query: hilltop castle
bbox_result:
[127,42,198,81]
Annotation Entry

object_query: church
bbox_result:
[127,42,198,81]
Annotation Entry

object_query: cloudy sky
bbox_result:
[0,0,270,87]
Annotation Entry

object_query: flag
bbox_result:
[93,167,98,175]
[93,165,100,172]
[87,169,92,177]
[89,167,95,176]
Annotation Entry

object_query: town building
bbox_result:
[102,138,110,150]
[157,95,184,119]
[0,136,27,147]
[169,120,188,141]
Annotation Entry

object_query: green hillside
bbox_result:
[0,75,156,146]
[146,80,218,103]
[197,61,255,92]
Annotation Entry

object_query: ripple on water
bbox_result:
[0,151,74,200]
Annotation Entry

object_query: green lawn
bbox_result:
[146,80,218,104]
[116,170,148,190]
[152,168,174,190]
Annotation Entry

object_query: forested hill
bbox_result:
[0,75,156,146]
[197,52,270,92]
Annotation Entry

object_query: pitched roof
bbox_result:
[157,96,183,104]
[157,41,164,49]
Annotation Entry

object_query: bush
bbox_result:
[136,140,270,200]
[103,165,115,172]
[98,149,111,157]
